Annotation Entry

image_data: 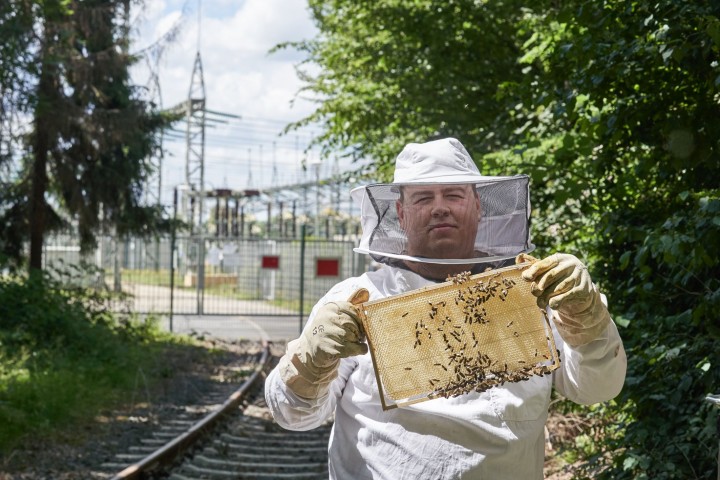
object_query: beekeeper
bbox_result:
[264,137,626,479]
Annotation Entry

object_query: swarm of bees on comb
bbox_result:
[359,263,561,409]
[411,271,557,399]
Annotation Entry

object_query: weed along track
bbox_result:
[105,342,331,480]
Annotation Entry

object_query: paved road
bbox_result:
[121,283,297,315]
[157,314,304,343]
[122,283,306,342]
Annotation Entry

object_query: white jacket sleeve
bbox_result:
[265,356,358,430]
[264,277,369,431]
[551,294,627,405]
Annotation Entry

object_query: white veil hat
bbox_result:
[350,138,534,265]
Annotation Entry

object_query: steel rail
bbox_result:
[110,340,272,480]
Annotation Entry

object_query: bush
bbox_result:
[0,266,184,451]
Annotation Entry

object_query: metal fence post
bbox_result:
[197,236,205,315]
[299,224,306,335]
[113,234,121,292]
[169,187,177,332]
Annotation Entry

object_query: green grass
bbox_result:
[0,333,193,451]
[0,272,204,452]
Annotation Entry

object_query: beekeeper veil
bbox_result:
[350,137,534,265]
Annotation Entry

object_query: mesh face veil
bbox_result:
[350,138,534,266]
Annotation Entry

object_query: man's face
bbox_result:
[396,184,481,259]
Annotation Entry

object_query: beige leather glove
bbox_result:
[278,289,369,399]
[519,253,611,347]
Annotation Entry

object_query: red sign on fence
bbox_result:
[261,255,280,269]
[316,258,340,277]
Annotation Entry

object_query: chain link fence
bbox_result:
[42,230,370,320]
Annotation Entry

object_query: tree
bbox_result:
[277,0,533,179]
[0,0,35,165]
[0,0,39,265]
[499,2,720,477]
[1,0,170,271]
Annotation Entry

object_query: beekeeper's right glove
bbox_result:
[278,289,369,399]
[519,253,611,347]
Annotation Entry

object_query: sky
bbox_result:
[129,0,341,209]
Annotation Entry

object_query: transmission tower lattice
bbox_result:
[185,51,207,233]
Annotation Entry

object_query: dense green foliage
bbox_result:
[277,0,532,179]
[512,3,720,478]
[0,0,184,453]
[283,0,720,477]
[0,265,192,451]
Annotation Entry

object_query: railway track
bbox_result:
[102,341,331,480]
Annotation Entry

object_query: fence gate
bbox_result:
[44,229,369,325]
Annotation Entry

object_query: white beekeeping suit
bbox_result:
[265,137,626,479]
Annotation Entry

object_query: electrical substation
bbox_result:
[43,47,369,323]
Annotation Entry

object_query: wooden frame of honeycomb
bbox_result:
[356,262,560,410]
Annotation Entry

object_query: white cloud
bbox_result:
[129,0,326,207]
[134,0,314,112]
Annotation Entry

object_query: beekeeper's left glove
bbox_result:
[519,253,611,347]
[278,289,369,399]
